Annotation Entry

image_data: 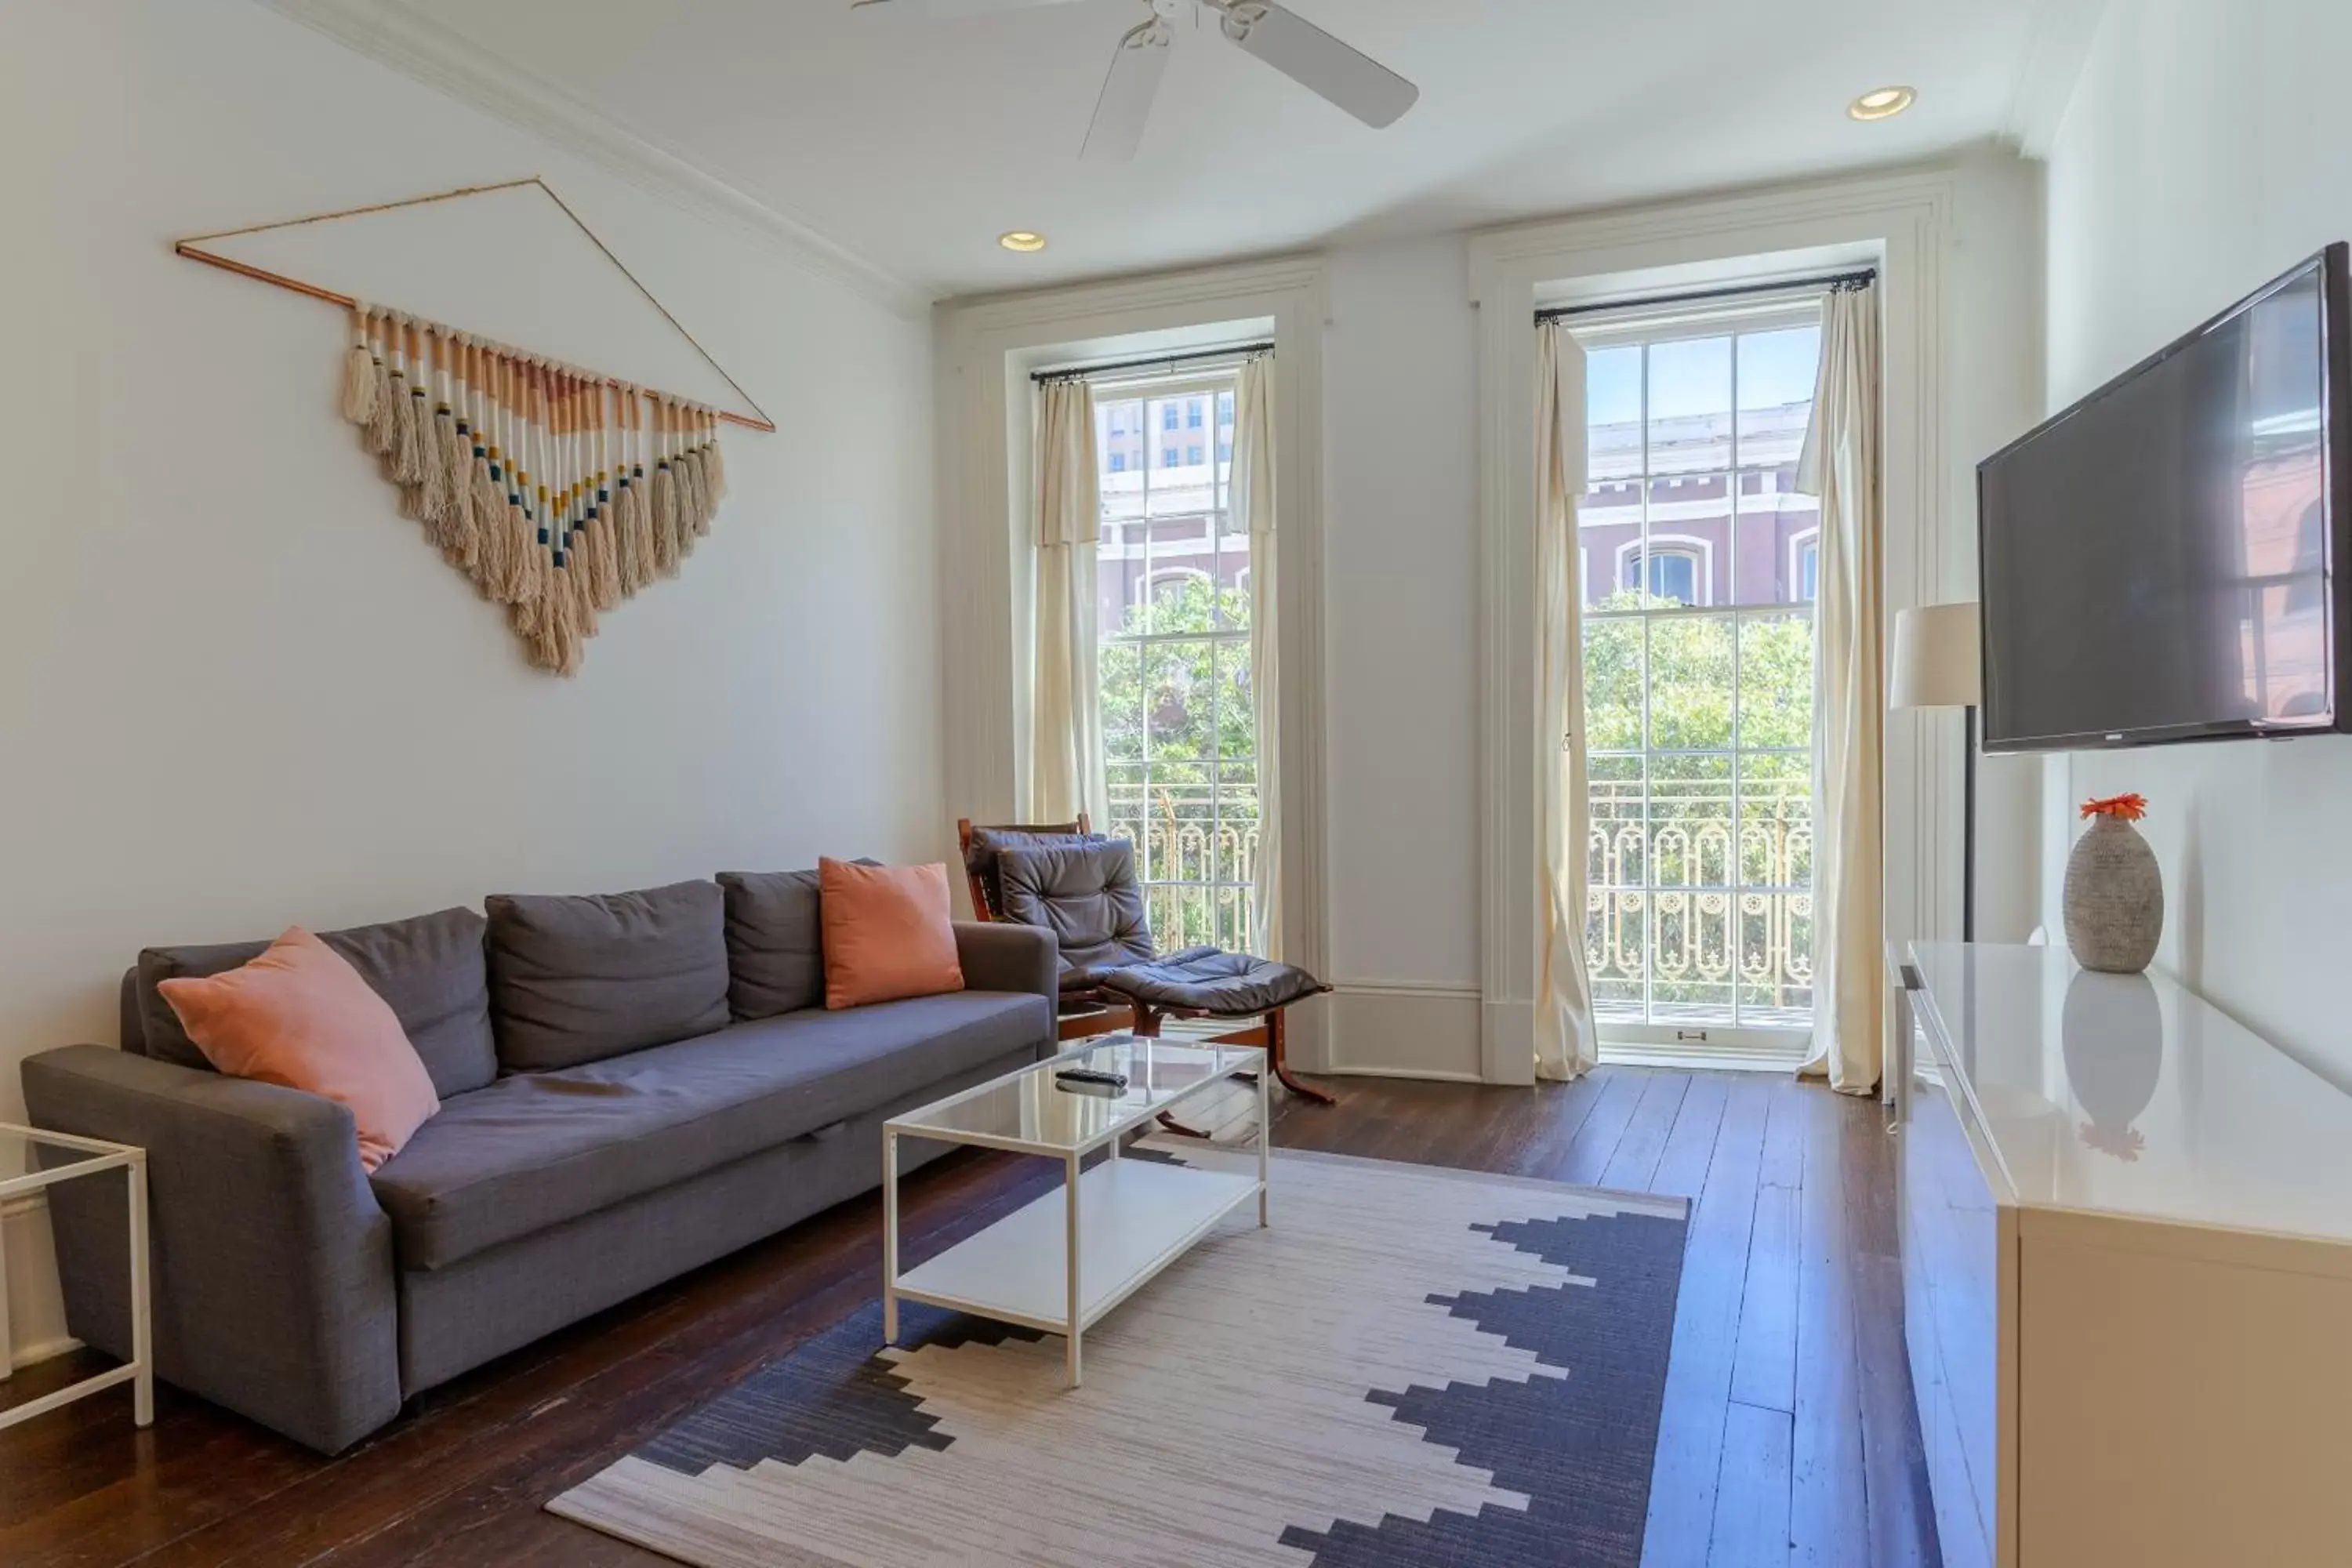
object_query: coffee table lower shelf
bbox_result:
[889,1157,1258,1379]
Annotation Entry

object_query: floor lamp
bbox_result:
[1890,602,1982,942]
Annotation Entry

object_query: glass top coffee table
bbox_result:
[882,1035,1268,1387]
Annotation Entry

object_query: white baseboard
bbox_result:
[2,1189,73,1374]
[10,1334,84,1374]
[1326,982,1482,1080]
[1322,1063,1486,1083]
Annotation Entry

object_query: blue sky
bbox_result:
[1587,325,1820,429]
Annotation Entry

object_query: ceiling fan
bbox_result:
[849,0,1419,161]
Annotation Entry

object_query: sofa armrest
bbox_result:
[20,1044,402,1454]
[954,920,1057,1001]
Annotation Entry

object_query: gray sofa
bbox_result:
[19,874,1057,1454]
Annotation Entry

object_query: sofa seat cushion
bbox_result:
[369,991,1049,1270]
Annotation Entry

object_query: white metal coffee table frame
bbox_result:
[0,1123,151,1431]
[882,1038,1268,1388]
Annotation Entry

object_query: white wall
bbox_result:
[1319,153,2044,1080]
[2042,0,2352,1085]
[0,0,937,1366]
[932,151,2045,1084]
[1320,237,1486,1075]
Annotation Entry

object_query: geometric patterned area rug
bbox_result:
[549,1144,1689,1567]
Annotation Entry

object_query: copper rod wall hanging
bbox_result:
[172,176,777,433]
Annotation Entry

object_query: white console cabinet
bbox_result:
[1895,942,2352,1567]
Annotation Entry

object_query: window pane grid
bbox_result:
[1094,379,1255,952]
[1581,317,1820,1036]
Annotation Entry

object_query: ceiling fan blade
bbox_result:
[1218,2,1417,128]
[849,0,1088,20]
[1081,18,1171,163]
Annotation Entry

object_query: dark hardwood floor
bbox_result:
[0,1067,1938,1566]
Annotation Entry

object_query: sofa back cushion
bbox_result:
[716,868,824,1019]
[996,840,1156,975]
[485,881,730,1071]
[132,907,497,1098]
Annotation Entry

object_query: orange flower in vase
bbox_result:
[2063,791,2161,972]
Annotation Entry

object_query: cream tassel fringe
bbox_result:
[419,333,454,534]
[341,307,377,426]
[366,315,397,457]
[440,345,475,573]
[650,401,681,579]
[589,391,622,612]
[622,390,653,593]
[704,426,728,502]
[463,339,503,592]
[389,319,423,486]
[686,444,712,538]
[497,354,537,608]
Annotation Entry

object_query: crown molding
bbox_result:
[941,252,1327,337]
[254,0,931,318]
[2002,0,2111,159]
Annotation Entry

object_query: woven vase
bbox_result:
[2063,815,2163,974]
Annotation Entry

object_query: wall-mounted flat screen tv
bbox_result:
[1979,243,2352,752]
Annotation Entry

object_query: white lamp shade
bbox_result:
[1889,601,1982,710]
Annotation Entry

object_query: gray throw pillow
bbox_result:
[485,881,730,1072]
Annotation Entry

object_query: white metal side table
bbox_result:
[0,1124,152,1431]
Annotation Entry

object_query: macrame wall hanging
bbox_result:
[174,178,775,676]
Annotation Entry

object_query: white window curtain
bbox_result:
[1795,283,1886,1095]
[1535,322,1602,1082]
[1232,354,1283,957]
[1030,378,1106,826]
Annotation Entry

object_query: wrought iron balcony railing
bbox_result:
[1586,773,1814,1025]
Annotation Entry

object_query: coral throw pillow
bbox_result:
[158,927,441,1171]
[819,858,965,1010]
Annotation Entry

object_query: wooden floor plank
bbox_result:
[1639,1076,1772,1568]
[1789,1087,1870,1563]
[1708,1400,1795,1568]
[1841,1085,1942,1568]
[0,1066,1933,1568]
[1600,1071,1692,1192]
[1551,1065,1651,1185]
[1729,1178,1800,1414]
[1646,1071,1730,1200]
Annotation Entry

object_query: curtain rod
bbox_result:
[1535,268,1876,325]
[1033,340,1274,384]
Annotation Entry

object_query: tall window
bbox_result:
[1580,312,1822,1046]
[1092,377,1256,950]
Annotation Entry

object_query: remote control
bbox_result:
[1054,1067,1129,1088]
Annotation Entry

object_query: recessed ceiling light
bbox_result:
[1848,85,1917,122]
[999,230,1047,253]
